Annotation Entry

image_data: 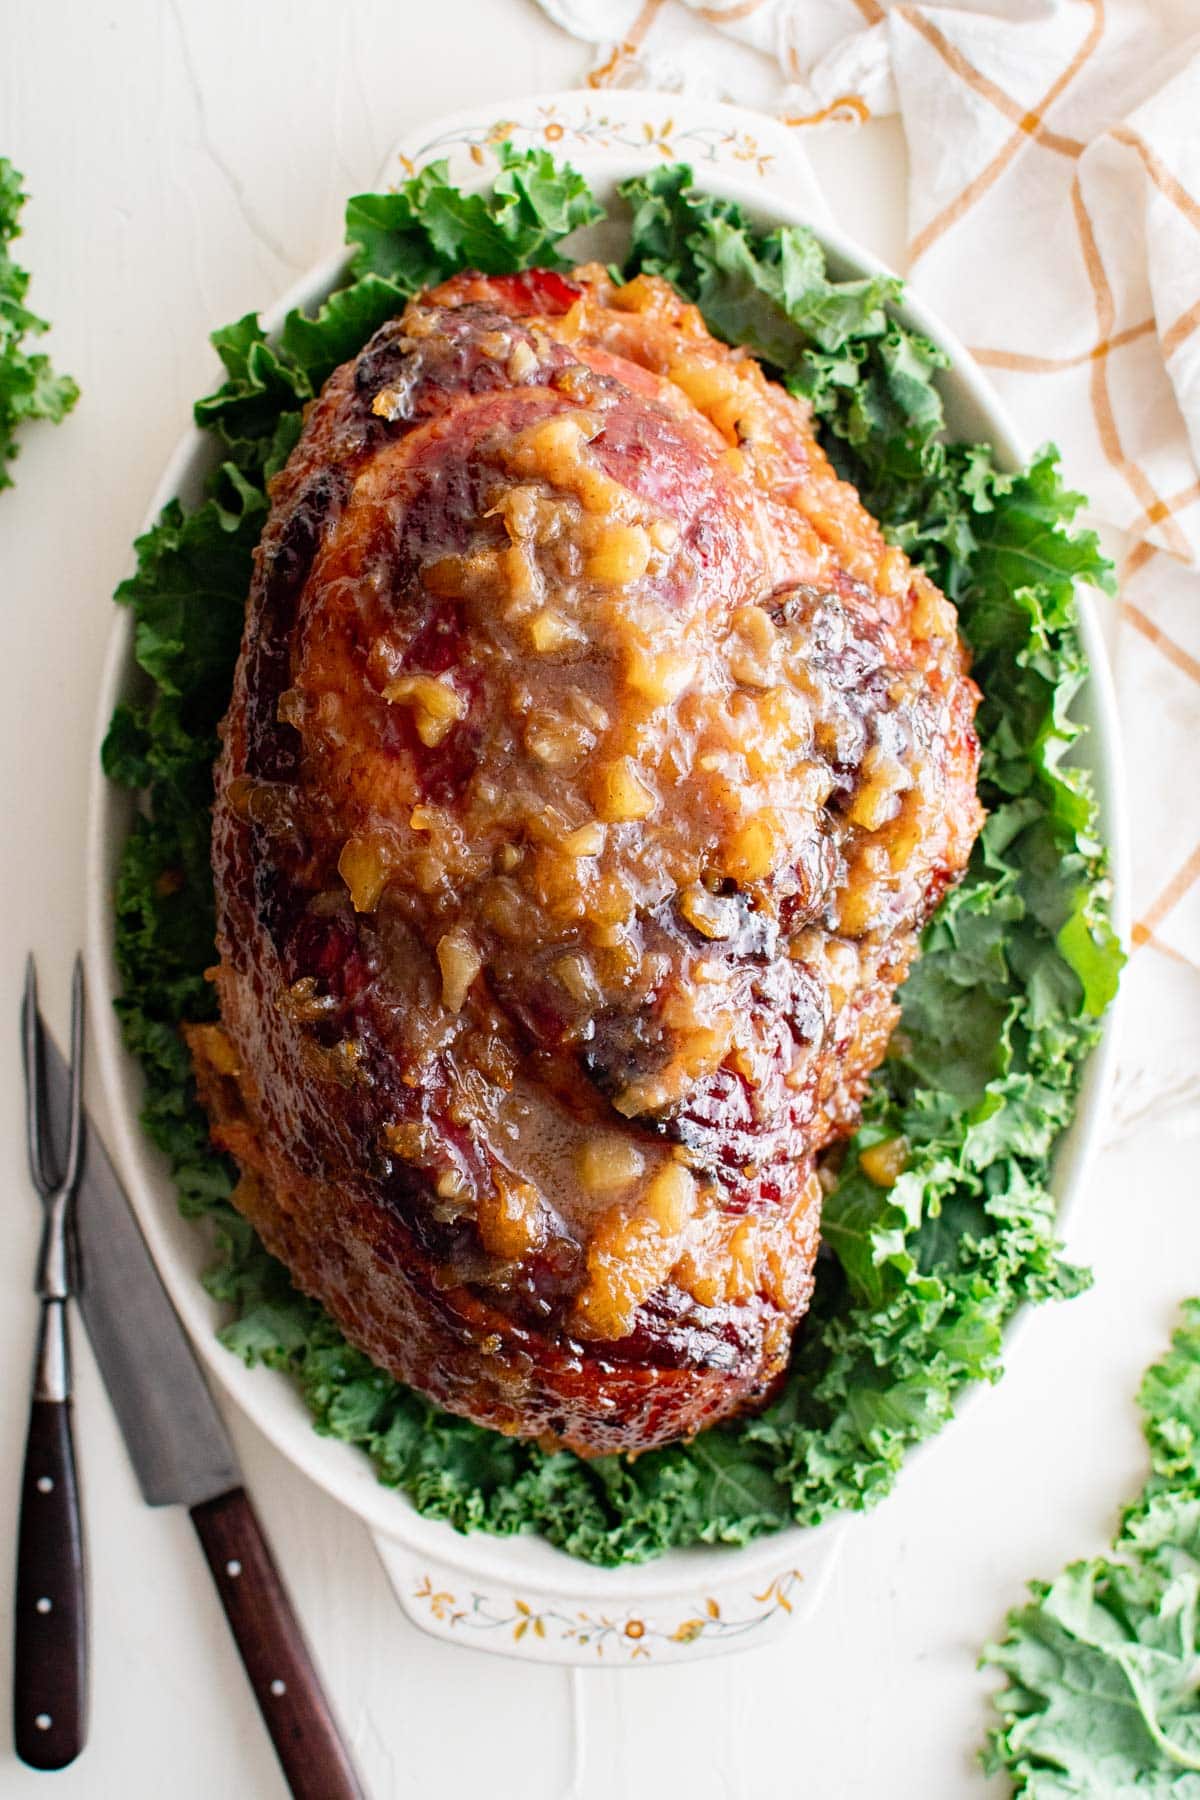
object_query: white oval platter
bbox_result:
[86,88,1127,1666]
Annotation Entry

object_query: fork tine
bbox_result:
[61,955,85,1195]
[21,954,50,1198]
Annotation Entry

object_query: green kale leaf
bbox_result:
[345,142,602,287]
[983,1302,1200,1792]
[0,158,78,490]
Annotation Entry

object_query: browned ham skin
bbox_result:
[189,266,984,1455]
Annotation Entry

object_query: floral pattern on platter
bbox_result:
[395,99,781,181]
[410,1569,804,1662]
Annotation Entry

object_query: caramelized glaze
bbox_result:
[189,266,983,1453]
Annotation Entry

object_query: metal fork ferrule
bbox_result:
[35,1189,73,1299]
[33,1296,71,1403]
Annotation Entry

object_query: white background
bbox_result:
[1,4,1195,1796]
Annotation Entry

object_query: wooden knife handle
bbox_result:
[190,1488,364,1800]
[13,1396,87,1769]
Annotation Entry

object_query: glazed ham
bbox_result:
[189,265,984,1454]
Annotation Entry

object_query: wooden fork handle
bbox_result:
[13,1379,87,1769]
[190,1487,364,1800]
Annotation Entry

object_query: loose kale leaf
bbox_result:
[0,157,78,490]
[104,153,1123,1564]
[983,1303,1200,1792]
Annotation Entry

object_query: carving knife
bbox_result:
[40,1026,365,1800]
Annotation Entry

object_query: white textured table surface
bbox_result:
[1,5,1194,1797]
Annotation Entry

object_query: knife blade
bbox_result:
[41,1027,365,1800]
[43,1033,238,1509]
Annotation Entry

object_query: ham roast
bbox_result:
[188,264,984,1454]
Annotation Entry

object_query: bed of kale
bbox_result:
[102,147,1121,1566]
